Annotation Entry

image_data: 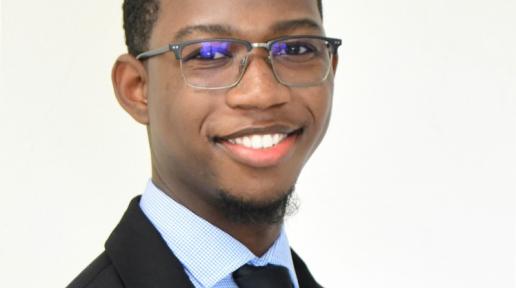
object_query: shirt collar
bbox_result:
[139,179,299,288]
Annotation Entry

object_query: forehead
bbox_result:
[151,0,322,45]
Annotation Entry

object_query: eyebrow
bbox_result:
[174,24,234,42]
[269,18,322,35]
[172,18,322,42]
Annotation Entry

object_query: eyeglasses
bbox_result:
[136,35,342,89]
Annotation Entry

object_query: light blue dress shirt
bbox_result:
[139,179,300,288]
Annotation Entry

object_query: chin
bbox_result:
[225,179,295,203]
[213,185,297,225]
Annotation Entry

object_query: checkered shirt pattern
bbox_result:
[140,180,300,288]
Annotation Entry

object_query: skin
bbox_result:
[112,0,337,256]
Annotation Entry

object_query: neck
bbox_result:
[151,174,284,256]
[209,214,283,256]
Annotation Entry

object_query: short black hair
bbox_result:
[123,0,324,56]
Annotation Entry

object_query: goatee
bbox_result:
[214,186,298,225]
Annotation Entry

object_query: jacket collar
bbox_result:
[291,249,323,288]
[105,196,322,288]
[105,196,194,288]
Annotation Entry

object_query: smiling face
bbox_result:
[122,0,336,224]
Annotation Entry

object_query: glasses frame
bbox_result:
[136,35,342,89]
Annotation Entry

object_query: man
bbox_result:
[69,0,340,287]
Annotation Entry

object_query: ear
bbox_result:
[112,54,149,124]
[331,53,339,74]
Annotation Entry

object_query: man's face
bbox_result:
[145,0,335,209]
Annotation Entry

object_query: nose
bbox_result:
[225,55,291,110]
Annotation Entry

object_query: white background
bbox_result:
[1,0,515,287]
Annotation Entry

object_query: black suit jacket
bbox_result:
[68,196,322,288]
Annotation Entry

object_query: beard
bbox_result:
[213,186,299,225]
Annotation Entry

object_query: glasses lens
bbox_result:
[180,40,248,88]
[270,37,332,86]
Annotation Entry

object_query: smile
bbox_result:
[213,127,303,168]
[227,133,287,149]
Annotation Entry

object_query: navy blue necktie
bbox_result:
[233,264,293,288]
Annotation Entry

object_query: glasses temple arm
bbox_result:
[136,46,171,60]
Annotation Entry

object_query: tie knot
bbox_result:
[233,264,293,288]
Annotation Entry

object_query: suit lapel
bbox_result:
[291,249,323,288]
[105,196,194,288]
[105,196,321,288]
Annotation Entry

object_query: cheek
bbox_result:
[297,83,333,158]
[151,94,208,157]
[148,60,198,134]
[147,65,190,146]
[301,83,333,130]
[148,90,221,193]
[148,71,220,173]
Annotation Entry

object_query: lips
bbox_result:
[213,126,303,168]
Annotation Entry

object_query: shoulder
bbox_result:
[291,249,324,288]
[67,252,124,288]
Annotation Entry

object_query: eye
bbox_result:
[286,44,312,55]
[272,41,316,56]
[196,49,229,60]
[184,41,233,61]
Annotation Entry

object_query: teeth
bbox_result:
[263,135,273,148]
[272,134,280,144]
[227,133,287,149]
[251,135,262,149]
[243,136,252,147]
